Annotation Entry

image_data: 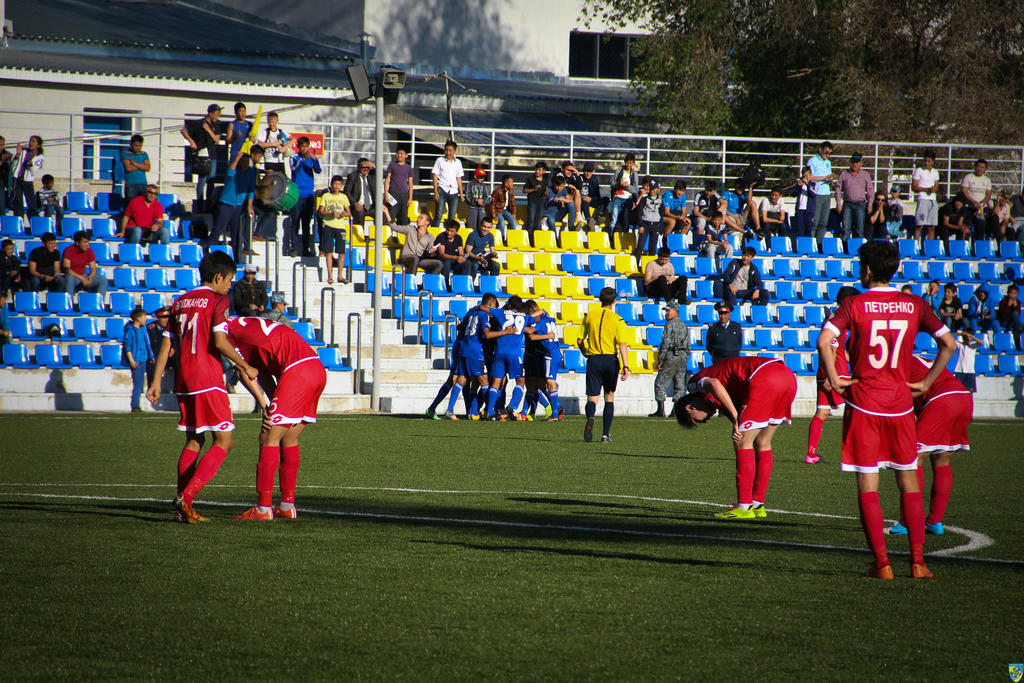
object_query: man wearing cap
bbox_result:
[466,167,489,230]
[233,264,268,317]
[706,301,742,365]
[180,104,222,211]
[579,162,606,230]
[650,300,691,418]
[835,152,874,239]
[261,293,294,329]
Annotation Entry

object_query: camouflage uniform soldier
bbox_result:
[650,301,691,417]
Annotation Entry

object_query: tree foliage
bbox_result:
[581,0,1024,144]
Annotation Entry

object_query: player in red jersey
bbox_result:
[818,240,955,579]
[675,356,798,520]
[147,251,258,523]
[888,355,973,537]
[226,316,327,521]
[805,286,860,464]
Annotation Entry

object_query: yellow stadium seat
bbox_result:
[533,231,565,253]
[491,230,506,250]
[560,277,589,300]
[623,327,653,350]
[457,227,472,244]
[349,225,367,247]
[365,248,394,270]
[538,301,560,318]
[560,231,588,253]
[505,229,538,252]
[640,255,657,272]
[533,276,564,299]
[587,231,617,254]
[427,226,442,239]
[559,301,587,324]
[562,325,581,348]
[614,254,640,276]
[505,276,531,298]
[505,252,535,274]
[533,253,565,275]
[615,232,638,253]
[628,349,654,373]
[407,200,420,221]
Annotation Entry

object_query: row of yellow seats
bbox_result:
[560,325,654,352]
[504,252,646,277]
[353,223,639,256]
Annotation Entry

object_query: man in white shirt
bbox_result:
[757,187,788,238]
[912,150,940,241]
[960,158,992,238]
[431,140,465,227]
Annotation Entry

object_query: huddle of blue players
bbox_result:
[424,294,564,422]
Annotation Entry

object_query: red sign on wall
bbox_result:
[289,133,325,157]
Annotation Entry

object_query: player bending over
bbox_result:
[441,294,497,420]
[675,356,797,519]
[524,300,563,421]
[805,285,860,464]
[227,316,327,520]
[818,240,954,579]
[888,354,973,537]
[147,251,259,523]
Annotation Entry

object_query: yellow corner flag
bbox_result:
[240,106,263,155]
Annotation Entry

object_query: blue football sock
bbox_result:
[509,385,525,413]
[476,386,489,414]
[446,383,463,415]
[537,390,550,409]
[486,387,500,416]
[428,381,452,413]
[548,390,560,416]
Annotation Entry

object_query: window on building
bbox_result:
[569,31,640,80]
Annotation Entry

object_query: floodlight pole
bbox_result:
[370,86,385,411]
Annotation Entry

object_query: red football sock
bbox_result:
[279,445,300,504]
[858,491,889,568]
[902,491,926,565]
[257,446,280,508]
[806,416,824,455]
[915,463,925,495]
[735,448,755,505]
[928,464,953,525]
[752,449,773,503]
[181,445,228,505]
[177,448,199,496]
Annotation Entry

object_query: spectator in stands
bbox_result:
[393,212,442,274]
[954,331,982,391]
[488,174,517,240]
[344,157,374,230]
[523,162,549,234]
[937,283,963,332]
[25,232,63,292]
[650,300,690,418]
[542,174,576,239]
[233,264,268,316]
[213,148,256,262]
[997,285,1023,342]
[793,166,814,238]
[643,247,687,305]
[560,161,584,222]
[318,174,351,285]
[384,148,414,226]
[691,181,723,235]
[226,102,252,158]
[464,217,500,278]
[885,185,906,241]
[661,180,691,241]
[960,159,992,237]
[431,140,464,227]
[256,111,290,175]
[699,210,733,270]
[965,287,995,334]
[0,136,9,215]
[912,150,940,242]
[62,230,106,297]
[146,307,175,383]
[0,290,10,345]
[10,136,44,219]
[900,284,914,295]
[465,167,489,230]
[865,191,888,242]
[121,185,167,245]
[757,187,787,239]
[634,178,663,255]
[608,153,639,233]
[122,307,154,413]
[720,180,749,234]
[288,136,321,257]
[1,239,21,294]
[579,162,606,230]
[834,152,873,239]
[36,174,62,233]
[1010,186,1024,246]
[262,293,294,329]
[180,104,221,211]
[434,218,468,285]
[806,141,836,242]
[706,301,742,365]
[721,246,768,307]
[938,195,971,243]
[924,280,942,314]
[120,134,150,201]
[985,191,1013,241]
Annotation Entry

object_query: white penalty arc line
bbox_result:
[0,488,1014,565]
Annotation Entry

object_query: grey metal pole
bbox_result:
[370,87,385,412]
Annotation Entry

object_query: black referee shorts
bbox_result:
[585,354,620,396]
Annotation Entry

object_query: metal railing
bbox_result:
[443,313,459,370]
[319,286,336,347]
[346,312,362,394]
[290,262,313,320]
[416,290,434,359]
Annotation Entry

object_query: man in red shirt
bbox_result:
[62,230,107,297]
[675,356,798,519]
[120,184,167,244]
[818,241,955,579]
[147,251,258,523]
[226,316,327,520]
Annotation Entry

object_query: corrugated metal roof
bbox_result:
[402,74,635,107]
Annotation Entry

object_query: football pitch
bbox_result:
[1,413,1022,680]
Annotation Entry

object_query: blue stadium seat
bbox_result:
[560,253,586,275]
[478,275,501,297]
[318,346,352,371]
[109,292,136,317]
[158,193,180,210]
[174,268,200,290]
[90,242,117,266]
[694,257,717,277]
[72,317,105,341]
[772,258,797,280]
[1,215,27,237]
[141,293,165,313]
[914,332,938,353]
[823,259,847,281]
[586,277,606,297]
[69,343,104,368]
[7,317,34,340]
[755,329,779,350]
[922,240,945,259]
[781,328,805,349]
[294,321,324,346]
[956,284,973,303]
[36,344,70,368]
[646,326,663,348]
[784,353,806,375]
[365,271,391,295]
[418,323,446,347]
[750,306,774,327]
[976,262,1003,283]
[821,237,842,257]
[642,303,665,325]
[696,304,718,325]
[90,218,117,240]
[77,292,109,317]
[118,243,146,266]
[113,268,144,292]
[421,274,452,297]
[993,333,1015,354]
[45,291,74,316]
[65,191,98,215]
[799,259,826,281]
[100,344,127,368]
[392,273,418,295]
[178,244,202,266]
[428,299,449,323]
[665,233,687,254]
[926,261,947,281]
[344,249,364,271]
[695,279,715,300]
[997,355,1021,375]
[688,350,709,372]
[900,261,923,282]
[21,239,42,259]
[897,239,918,259]
[615,303,642,326]
[393,297,419,321]
[972,354,992,376]
[30,216,55,237]
[846,237,865,255]
[562,349,586,373]
[776,305,799,327]
[974,241,995,259]
[148,244,175,266]
[95,193,123,214]
[14,291,43,315]
[1000,242,1021,259]
[795,236,817,255]
[773,281,796,301]
[2,343,35,368]
[448,299,472,321]
[61,217,84,237]
[38,316,70,340]
[825,282,849,302]
[144,268,176,292]
[800,282,829,303]
[450,275,475,297]
[770,235,795,256]
[808,329,820,349]
[209,244,233,260]
[947,240,970,259]
[615,278,644,301]
[587,254,615,276]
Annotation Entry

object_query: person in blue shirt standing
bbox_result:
[120,134,150,201]
[484,296,529,420]
[806,141,836,243]
[211,147,255,263]
[524,300,563,421]
[122,307,154,413]
[288,137,322,257]
[226,102,252,158]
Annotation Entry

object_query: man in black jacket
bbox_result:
[579,162,607,229]
[706,301,742,365]
[232,264,269,316]
[720,246,769,307]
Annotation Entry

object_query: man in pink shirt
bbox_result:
[62,230,107,296]
[834,152,875,240]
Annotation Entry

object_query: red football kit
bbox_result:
[909,355,972,454]
[690,356,797,432]
[816,312,850,410]
[824,286,948,473]
[227,317,326,425]
[166,286,233,433]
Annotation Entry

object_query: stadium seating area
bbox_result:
[2,190,1022,380]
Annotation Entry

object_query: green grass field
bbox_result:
[1,413,1022,680]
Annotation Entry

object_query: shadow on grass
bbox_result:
[0,500,170,523]
[603,451,735,461]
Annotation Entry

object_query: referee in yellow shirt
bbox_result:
[577,287,629,442]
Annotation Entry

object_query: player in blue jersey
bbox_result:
[524,300,564,422]
[440,293,498,419]
[484,295,530,420]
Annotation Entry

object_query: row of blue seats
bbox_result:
[1,213,189,241]
[5,316,324,346]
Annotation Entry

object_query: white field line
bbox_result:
[0,484,1011,564]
